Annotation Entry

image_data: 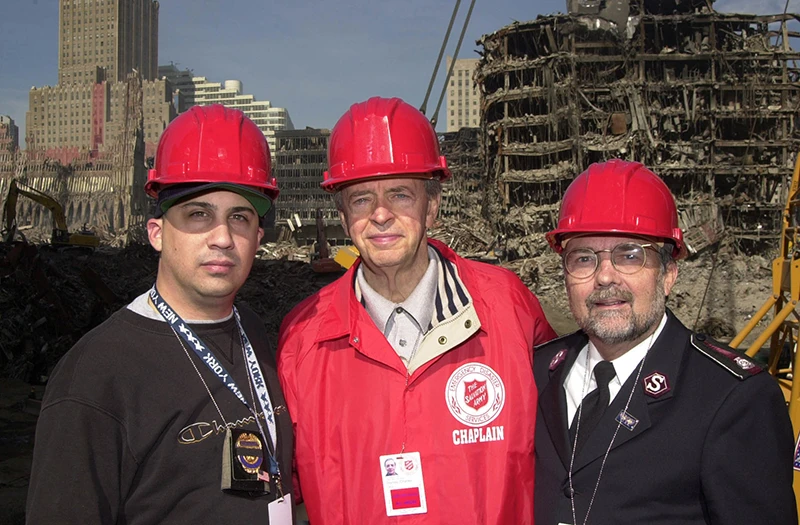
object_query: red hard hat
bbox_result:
[145,104,278,201]
[322,97,451,192]
[546,159,687,259]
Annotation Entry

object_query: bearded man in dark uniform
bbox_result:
[533,159,796,525]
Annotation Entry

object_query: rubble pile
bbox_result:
[0,221,776,382]
[430,218,775,342]
[0,241,339,382]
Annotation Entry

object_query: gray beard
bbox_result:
[577,275,666,346]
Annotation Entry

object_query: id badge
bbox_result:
[268,493,293,524]
[221,428,270,493]
[380,452,427,516]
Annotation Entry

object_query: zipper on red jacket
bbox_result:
[401,370,410,453]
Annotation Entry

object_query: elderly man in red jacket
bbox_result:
[278,97,557,524]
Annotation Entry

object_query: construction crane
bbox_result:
[729,154,800,517]
[2,179,100,248]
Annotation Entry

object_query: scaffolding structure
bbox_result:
[476,2,800,257]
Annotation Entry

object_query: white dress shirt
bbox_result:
[564,314,668,426]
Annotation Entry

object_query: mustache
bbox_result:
[586,288,633,308]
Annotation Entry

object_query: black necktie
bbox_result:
[570,360,616,453]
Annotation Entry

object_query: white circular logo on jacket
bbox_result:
[445,363,506,427]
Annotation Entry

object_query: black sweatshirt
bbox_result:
[26,304,293,524]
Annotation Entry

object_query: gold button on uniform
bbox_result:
[465,320,472,329]
[438,336,447,345]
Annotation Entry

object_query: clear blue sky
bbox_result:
[0,0,791,145]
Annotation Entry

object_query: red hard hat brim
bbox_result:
[145,170,280,201]
[321,164,451,193]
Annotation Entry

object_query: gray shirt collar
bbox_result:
[127,291,233,324]
[357,246,438,336]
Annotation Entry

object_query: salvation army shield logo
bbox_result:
[446,363,505,427]
[463,379,488,410]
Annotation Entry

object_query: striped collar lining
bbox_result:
[354,244,473,331]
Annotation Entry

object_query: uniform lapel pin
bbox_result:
[615,410,639,431]
[549,349,567,371]
[643,371,670,398]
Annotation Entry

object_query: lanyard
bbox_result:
[149,286,279,474]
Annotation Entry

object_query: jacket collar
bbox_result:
[352,242,474,332]
[312,240,480,358]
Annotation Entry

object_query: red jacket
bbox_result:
[278,240,557,524]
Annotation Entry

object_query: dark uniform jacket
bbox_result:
[534,310,796,525]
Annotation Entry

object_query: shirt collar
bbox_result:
[356,246,438,334]
[127,290,234,324]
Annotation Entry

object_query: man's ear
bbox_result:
[426,192,442,229]
[663,261,678,296]
[339,210,350,238]
[147,218,164,252]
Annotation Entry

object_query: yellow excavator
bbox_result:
[728,154,800,517]
[2,179,100,248]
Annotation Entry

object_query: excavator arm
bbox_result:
[2,180,98,248]
[8,180,70,231]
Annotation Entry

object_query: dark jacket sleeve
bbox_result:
[26,398,137,524]
[701,374,797,525]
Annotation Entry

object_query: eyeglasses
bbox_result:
[563,243,660,278]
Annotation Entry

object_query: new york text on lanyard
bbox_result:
[149,286,280,475]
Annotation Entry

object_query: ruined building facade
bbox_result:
[2,74,149,246]
[2,0,169,245]
[26,0,174,161]
[0,117,19,153]
[476,4,800,257]
[270,128,339,242]
[439,128,483,219]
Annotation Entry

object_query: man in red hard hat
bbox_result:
[277,97,557,524]
[534,159,795,525]
[27,105,294,524]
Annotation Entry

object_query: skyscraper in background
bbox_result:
[158,65,294,156]
[445,57,479,132]
[58,0,158,85]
